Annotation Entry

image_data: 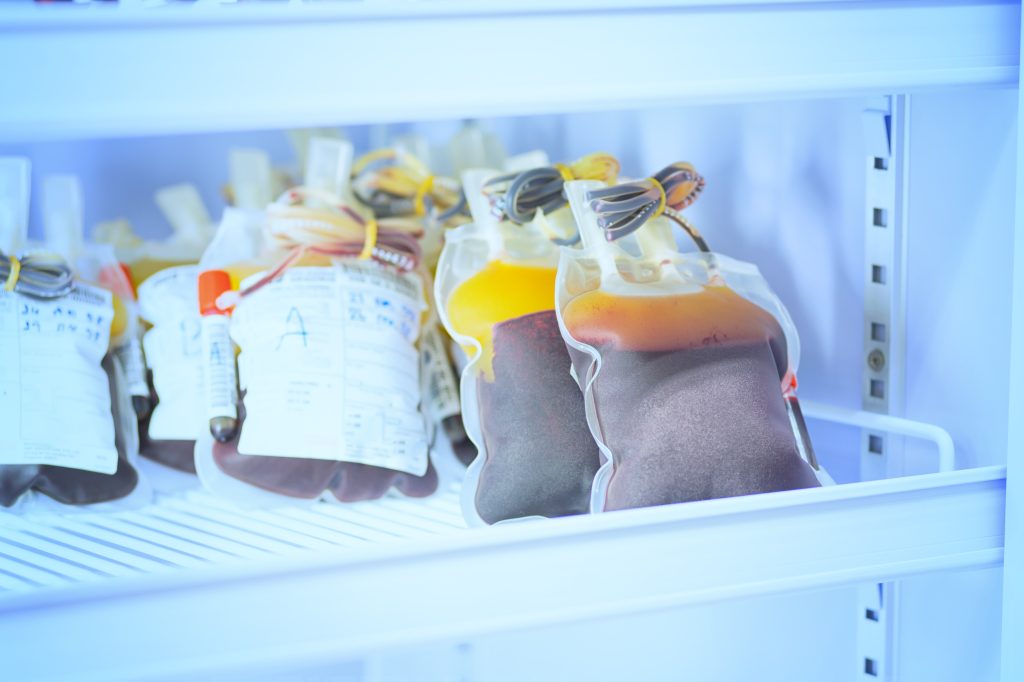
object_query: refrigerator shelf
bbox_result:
[0,0,1017,142]
[0,465,1005,682]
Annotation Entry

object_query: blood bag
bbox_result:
[0,163,144,509]
[193,138,439,504]
[436,169,601,525]
[95,178,244,475]
[351,143,474,463]
[134,264,204,473]
[557,176,820,513]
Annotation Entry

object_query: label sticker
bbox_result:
[0,284,117,474]
[202,315,238,425]
[419,324,461,423]
[138,265,206,440]
[232,263,428,475]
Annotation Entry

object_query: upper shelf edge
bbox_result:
[0,0,1018,142]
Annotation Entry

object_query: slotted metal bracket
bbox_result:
[857,94,911,681]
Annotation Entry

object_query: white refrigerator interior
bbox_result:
[0,2,1020,681]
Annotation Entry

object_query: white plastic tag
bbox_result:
[138,265,204,440]
[304,137,353,198]
[448,122,505,176]
[43,175,85,264]
[0,284,117,474]
[0,157,30,255]
[419,325,461,423]
[229,148,274,211]
[155,184,212,245]
[231,263,428,475]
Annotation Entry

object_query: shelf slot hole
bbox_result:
[868,435,884,455]
[870,322,887,342]
[870,379,886,400]
[872,208,888,227]
[871,265,887,284]
[864,658,879,677]
[865,608,880,621]
[873,157,889,171]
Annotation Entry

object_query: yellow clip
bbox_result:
[648,177,667,218]
[553,163,574,183]
[360,218,378,260]
[413,175,435,217]
[3,255,21,293]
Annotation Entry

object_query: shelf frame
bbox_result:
[0,466,1005,682]
[0,0,1018,142]
[999,8,1024,682]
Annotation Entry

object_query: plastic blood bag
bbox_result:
[94,186,213,432]
[129,265,206,473]
[436,169,601,524]
[107,166,264,473]
[204,257,439,503]
[0,164,141,508]
[557,172,819,513]
[351,144,473,460]
[194,138,438,503]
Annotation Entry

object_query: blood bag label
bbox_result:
[0,284,118,474]
[231,263,428,475]
[419,325,461,423]
[137,265,205,440]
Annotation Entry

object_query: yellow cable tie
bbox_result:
[553,163,574,183]
[413,175,435,217]
[3,255,22,292]
[648,177,667,219]
[360,218,379,260]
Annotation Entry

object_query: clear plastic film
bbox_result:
[435,168,600,525]
[557,177,820,514]
[194,138,439,504]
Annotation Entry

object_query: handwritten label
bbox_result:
[137,265,205,440]
[231,263,428,475]
[0,284,117,474]
[203,315,238,424]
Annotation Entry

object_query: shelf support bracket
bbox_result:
[857,94,911,681]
